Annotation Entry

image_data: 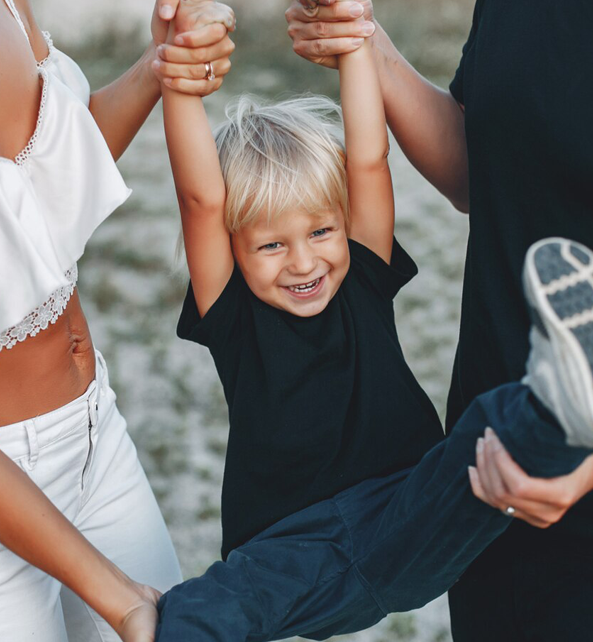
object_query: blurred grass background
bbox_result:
[32,1,475,640]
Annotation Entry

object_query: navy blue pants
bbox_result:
[156,384,591,641]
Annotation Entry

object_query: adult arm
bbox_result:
[286,0,469,212]
[470,429,593,528]
[90,0,235,160]
[0,448,160,641]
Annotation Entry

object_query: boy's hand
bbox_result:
[286,0,375,69]
[152,1,236,96]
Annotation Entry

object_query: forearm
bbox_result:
[339,38,394,261]
[371,23,469,212]
[162,86,225,211]
[89,43,161,161]
[339,39,389,168]
[0,451,138,631]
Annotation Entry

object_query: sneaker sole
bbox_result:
[524,238,593,417]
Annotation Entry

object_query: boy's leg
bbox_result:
[355,237,593,614]
[156,384,590,642]
[351,383,590,616]
[157,238,593,641]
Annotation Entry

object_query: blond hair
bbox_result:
[214,94,349,233]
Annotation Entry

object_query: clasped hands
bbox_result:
[151,0,236,96]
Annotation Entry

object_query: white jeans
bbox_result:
[0,351,182,641]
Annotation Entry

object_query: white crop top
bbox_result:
[0,0,131,350]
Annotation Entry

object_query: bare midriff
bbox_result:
[0,291,96,427]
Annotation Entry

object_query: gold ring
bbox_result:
[303,1,320,17]
[205,61,216,81]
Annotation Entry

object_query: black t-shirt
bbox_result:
[178,238,444,559]
[449,0,593,547]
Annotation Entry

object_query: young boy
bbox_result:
[155,8,593,640]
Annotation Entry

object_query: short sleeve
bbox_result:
[449,0,484,105]
[348,236,418,301]
[177,265,247,350]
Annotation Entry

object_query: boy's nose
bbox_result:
[288,247,317,276]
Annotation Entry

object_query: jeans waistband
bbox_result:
[0,350,108,467]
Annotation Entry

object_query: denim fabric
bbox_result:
[156,383,591,641]
[0,351,182,642]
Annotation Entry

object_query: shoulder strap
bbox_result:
[3,0,31,45]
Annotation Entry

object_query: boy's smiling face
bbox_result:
[231,207,350,317]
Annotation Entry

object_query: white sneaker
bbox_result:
[523,237,593,448]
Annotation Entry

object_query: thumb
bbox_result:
[158,0,179,20]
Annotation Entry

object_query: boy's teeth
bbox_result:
[288,278,320,293]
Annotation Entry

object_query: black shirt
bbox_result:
[449,0,593,546]
[178,238,444,559]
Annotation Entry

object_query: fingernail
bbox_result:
[160,5,175,19]
[174,35,184,45]
[158,44,166,56]
[152,60,161,69]
[485,427,494,441]
[349,3,364,17]
[352,38,364,47]
[491,432,502,451]
[476,438,484,454]
[361,21,375,36]
[163,78,173,86]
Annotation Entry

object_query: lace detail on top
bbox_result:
[14,68,48,167]
[0,265,78,351]
[37,31,55,68]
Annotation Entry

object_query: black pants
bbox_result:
[156,384,591,641]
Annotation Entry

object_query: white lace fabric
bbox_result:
[15,68,48,167]
[0,0,131,347]
[37,31,55,69]
[0,265,78,351]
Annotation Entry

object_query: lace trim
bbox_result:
[37,31,55,69]
[14,68,48,167]
[0,265,78,351]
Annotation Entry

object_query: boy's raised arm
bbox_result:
[339,36,394,263]
[162,20,235,318]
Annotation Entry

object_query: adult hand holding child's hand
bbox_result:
[286,0,375,69]
[152,0,236,95]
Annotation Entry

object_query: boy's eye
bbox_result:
[312,228,329,237]
[260,242,281,251]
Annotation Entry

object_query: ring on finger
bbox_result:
[503,506,516,517]
[204,61,216,81]
[303,1,320,17]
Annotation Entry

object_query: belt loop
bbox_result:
[24,421,39,471]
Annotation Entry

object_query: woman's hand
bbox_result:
[116,583,163,642]
[469,427,593,528]
[285,0,375,69]
[152,1,236,96]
